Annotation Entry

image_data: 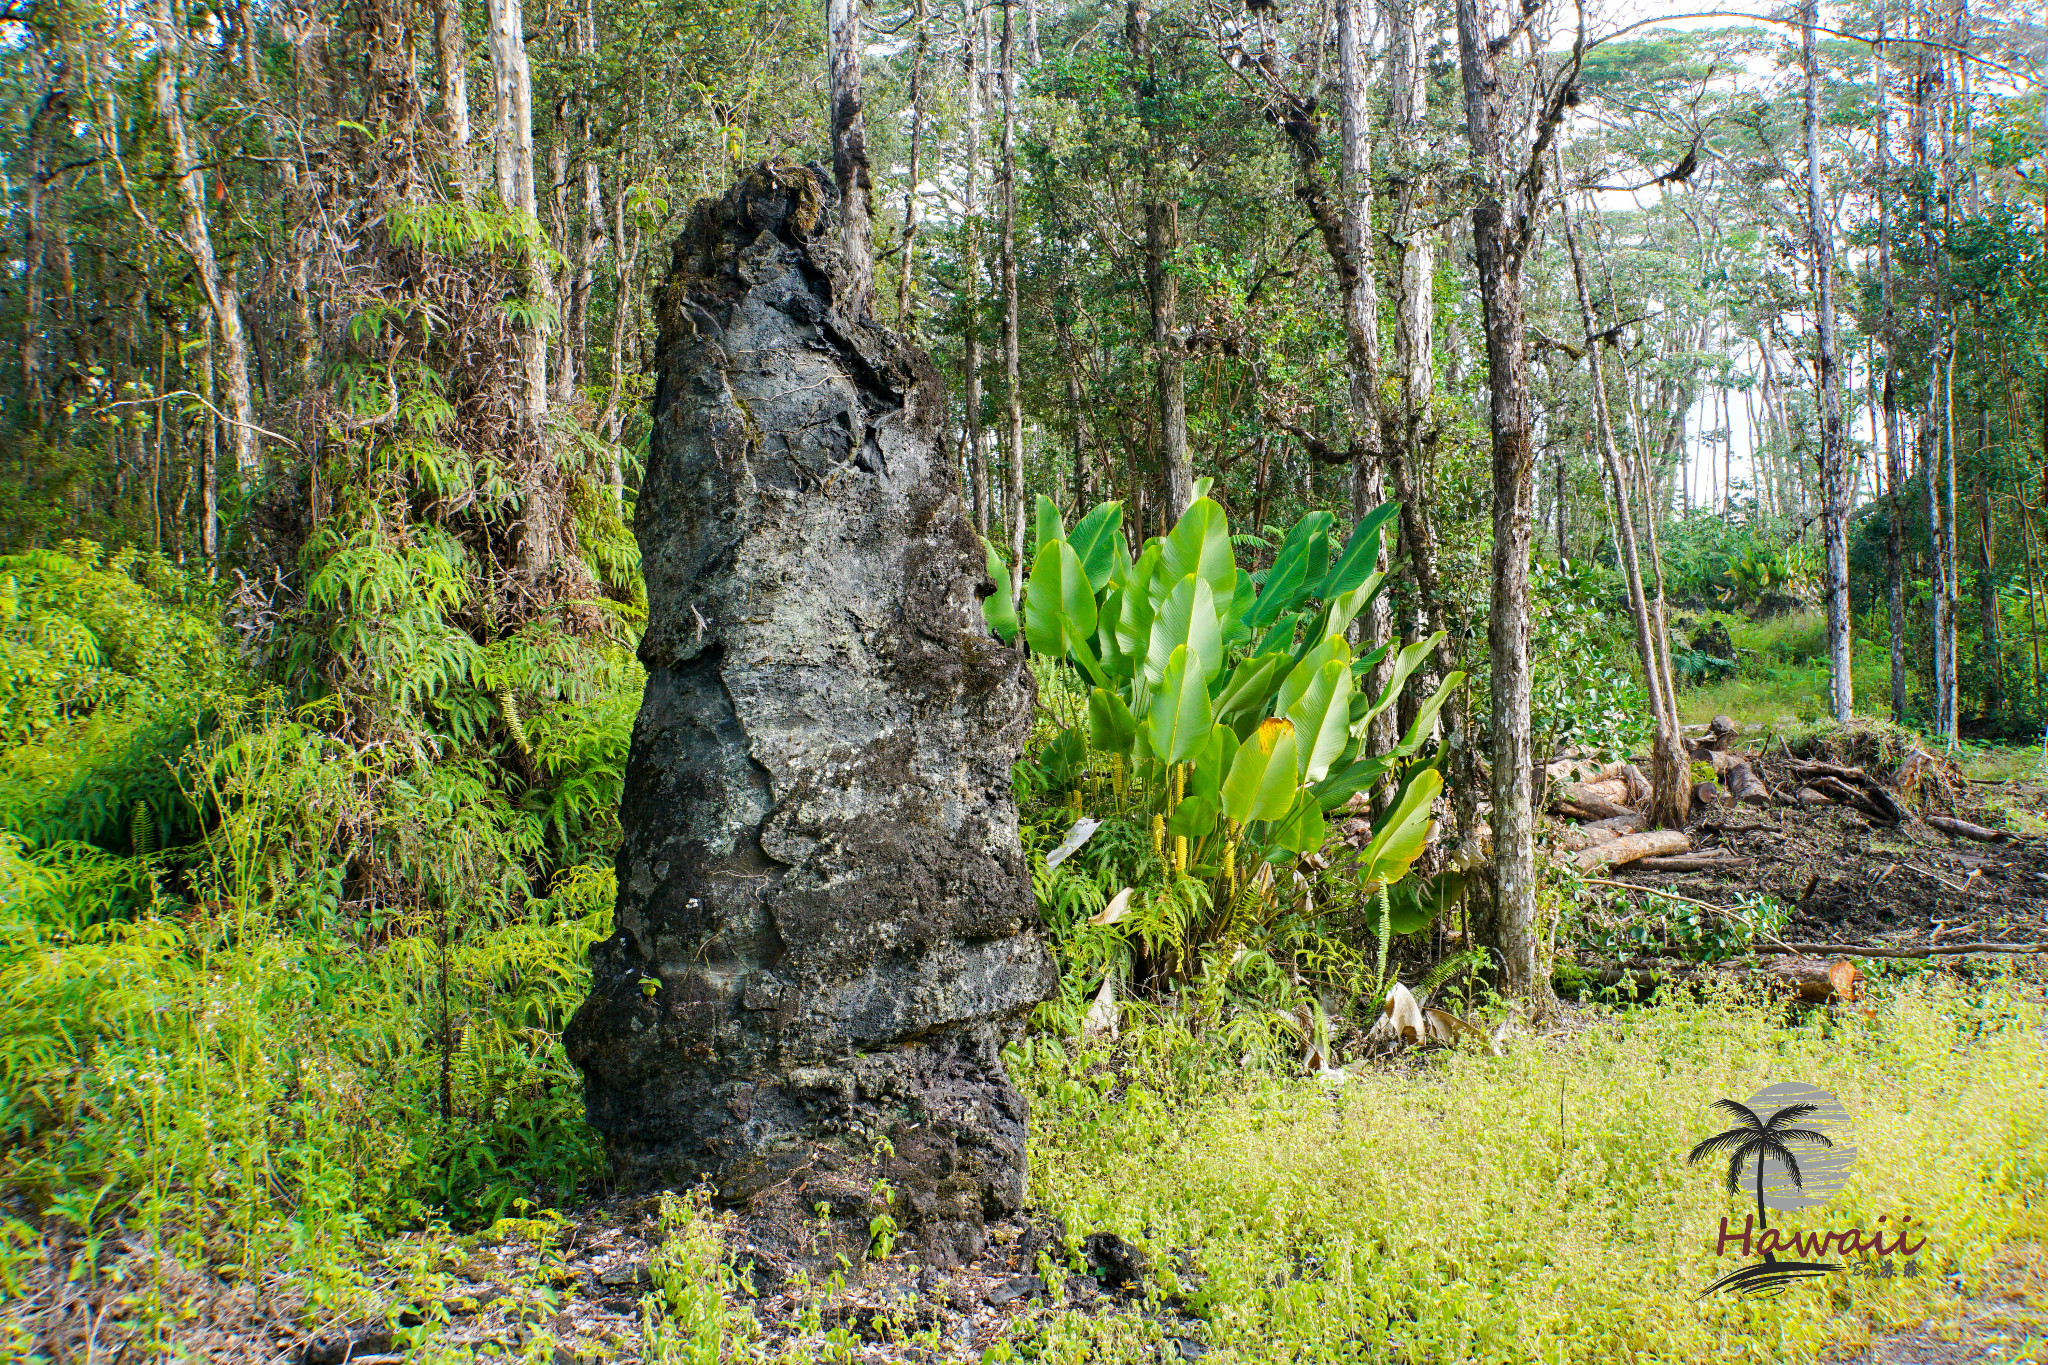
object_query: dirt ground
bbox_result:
[1837,1243,2048,1365]
[1581,729,2048,957]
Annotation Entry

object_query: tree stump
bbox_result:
[565,164,1056,1275]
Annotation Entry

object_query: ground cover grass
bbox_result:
[607,977,2048,1364]
[6,886,2043,1362]
[974,979,2048,1364]
[1677,613,1896,728]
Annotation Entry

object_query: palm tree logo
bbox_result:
[1688,1085,1851,1297]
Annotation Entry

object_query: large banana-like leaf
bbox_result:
[1285,658,1354,784]
[1219,567,1256,647]
[1067,502,1127,591]
[1269,794,1326,859]
[1094,584,1130,680]
[1117,543,1162,657]
[982,539,1018,642]
[1252,613,1300,661]
[1088,686,1138,755]
[1391,671,1467,755]
[1311,501,1399,600]
[1024,539,1098,659]
[1220,717,1300,825]
[1146,573,1222,684]
[1276,636,1349,716]
[1035,495,1066,552]
[1189,722,1238,804]
[1312,752,1394,810]
[1244,511,1335,630]
[1322,570,1386,640]
[1167,792,1219,839]
[1213,653,1283,721]
[1360,631,1447,723]
[1358,767,1442,891]
[1146,644,1213,763]
[1159,498,1235,602]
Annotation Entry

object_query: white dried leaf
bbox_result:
[1045,817,1102,869]
[1082,976,1120,1039]
[1086,886,1133,927]
[1374,982,1426,1045]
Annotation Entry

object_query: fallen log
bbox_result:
[1692,781,1722,812]
[1686,715,1741,758]
[1552,824,1623,853]
[1574,829,1691,873]
[1578,955,1857,1004]
[1807,775,1900,824]
[1585,813,1642,835]
[1553,784,1639,822]
[1793,786,1830,809]
[1926,815,2012,843]
[1756,939,2046,959]
[1792,761,1908,823]
[1721,759,1771,808]
[1758,957,1862,1003]
[1630,852,1750,873]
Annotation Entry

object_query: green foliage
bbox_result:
[1004,985,2048,1363]
[0,543,236,852]
[0,478,641,1277]
[1016,493,1463,1032]
[1575,887,1792,962]
[1528,559,1650,760]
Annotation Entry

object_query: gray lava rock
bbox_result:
[564,162,1055,1273]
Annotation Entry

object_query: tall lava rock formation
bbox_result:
[565,163,1054,1270]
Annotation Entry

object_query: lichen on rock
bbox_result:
[565,162,1055,1275]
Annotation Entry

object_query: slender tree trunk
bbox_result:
[486,0,549,425]
[20,91,55,426]
[961,0,989,538]
[1455,0,1550,1009]
[999,0,1026,607]
[200,313,219,561]
[434,0,473,197]
[1060,305,1092,507]
[896,0,930,330]
[1803,0,1853,722]
[828,0,875,316]
[1128,0,1190,523]
[1875,4,1908,723]
[1334,0,1399,755]
[1977,479,2003,718]
[1558,164,1687,829]
[570,0,602,399]
[148,0,260,479]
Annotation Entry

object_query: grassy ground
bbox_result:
[985,982,2046,1364]
[15,979,2043,1363]
[589,979,2048,1364]
[1677,613,1897,728]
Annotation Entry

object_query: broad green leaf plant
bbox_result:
[991,485,1464,985]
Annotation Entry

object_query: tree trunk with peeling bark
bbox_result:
[1802,0,1853,723]
[961,0,989,538]
[1127,0,1191,525]
[999,0,1026,607]
[1557,163,1687,831]
[148,0,260,486]
[434,0,472,197]
[1455,0,1552,1009]
[828,0,875,317]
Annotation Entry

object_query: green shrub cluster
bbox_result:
[0,533,637,1286]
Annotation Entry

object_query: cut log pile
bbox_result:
[1542,716,1981,867]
